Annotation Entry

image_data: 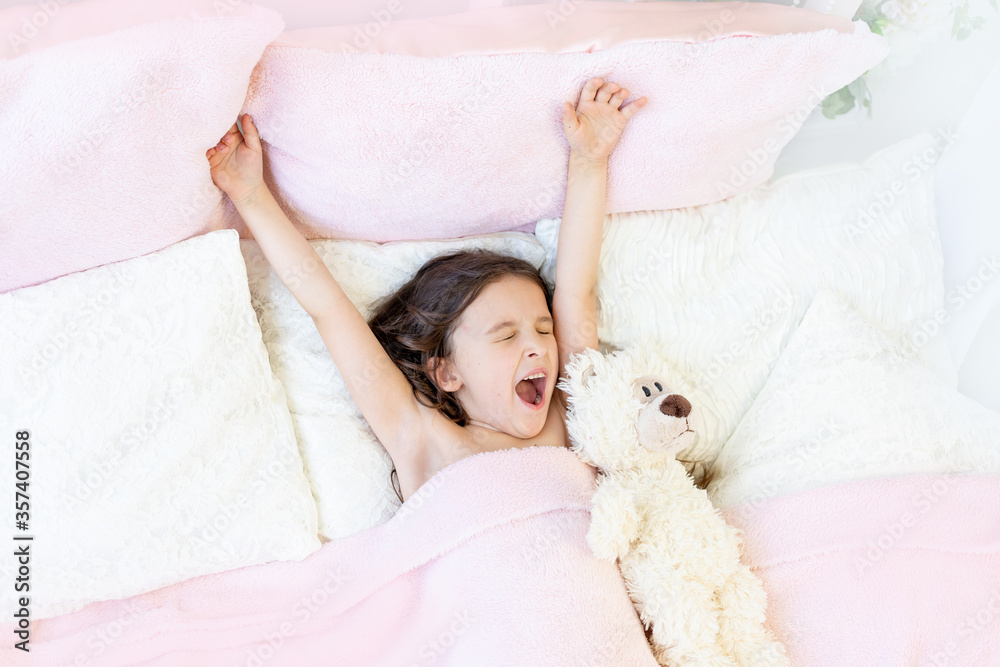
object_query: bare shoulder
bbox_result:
[391,388,571,502]
[413,400,467,464]
[387,399,465,502]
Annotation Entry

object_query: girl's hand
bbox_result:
[206,113,264,204]
[562,77,647,163]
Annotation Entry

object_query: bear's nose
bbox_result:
[660,394,691,419]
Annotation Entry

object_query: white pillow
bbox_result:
[706,290,1000,512]
[535,131,954,469]
[240,232,548,540]
[0,230,321,620]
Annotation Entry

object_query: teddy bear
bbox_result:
[557,343,789,667]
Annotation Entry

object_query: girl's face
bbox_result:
[429,275,558,440]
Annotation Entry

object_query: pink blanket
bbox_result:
[1,446,657,666]
[722,473,1000,667]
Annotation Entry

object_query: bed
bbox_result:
[1,0,998,665]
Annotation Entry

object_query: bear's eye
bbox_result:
[654,382,662,391]
[642,386,651,397]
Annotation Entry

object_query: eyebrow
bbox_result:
[485,316,553,336]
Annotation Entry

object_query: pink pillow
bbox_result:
[225,1,887,243]
[0,0,284,293]
[0,0,265,59]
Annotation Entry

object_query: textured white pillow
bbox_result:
[535,131,954,469]
[240,232,548,540]
[0,230,321,620]
[706,290,1000,513]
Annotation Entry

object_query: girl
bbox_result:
[206,77,647,504]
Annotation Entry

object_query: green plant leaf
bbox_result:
[869,17,889,35]
[854,77,872,102]
[991,0,998,13]
[821,85,856,119]
[854,0,884,22]
[848,76,873,118]
[956,26,973,39]
[971,16,986,28]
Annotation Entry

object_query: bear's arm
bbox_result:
[587,477,641,562]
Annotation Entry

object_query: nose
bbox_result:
[526,330,549,356]
[660,394,691,419]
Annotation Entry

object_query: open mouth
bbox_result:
[514,373,546,407]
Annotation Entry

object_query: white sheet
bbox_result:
[769,15,1000,405]
[938,60,1000,411]
[958,300,1000,412]
[707,290,1000,510]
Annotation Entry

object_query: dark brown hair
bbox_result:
[368,248,553,503]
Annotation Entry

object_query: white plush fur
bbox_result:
[558,345,789,667]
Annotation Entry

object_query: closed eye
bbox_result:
[502,330,552,341]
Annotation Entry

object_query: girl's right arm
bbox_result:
[207,115,424,461]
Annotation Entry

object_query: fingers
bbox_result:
[205,114,263,163]
[608,86,628,109]
[240,113,262,152]
[215,131,240,154]
[579,76,603,105]
[579,77,638,113]
[595,81,619,104]
[208,121,242,152]
[620,96,648,122]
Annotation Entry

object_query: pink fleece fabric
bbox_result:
[0,0,267,59]
[0,0,285,294]
[722,473,1000,667]
[223,3,887,242]
[0,446,658,666]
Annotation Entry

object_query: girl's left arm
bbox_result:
[553,77,647,381]
[552,152,606,380]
